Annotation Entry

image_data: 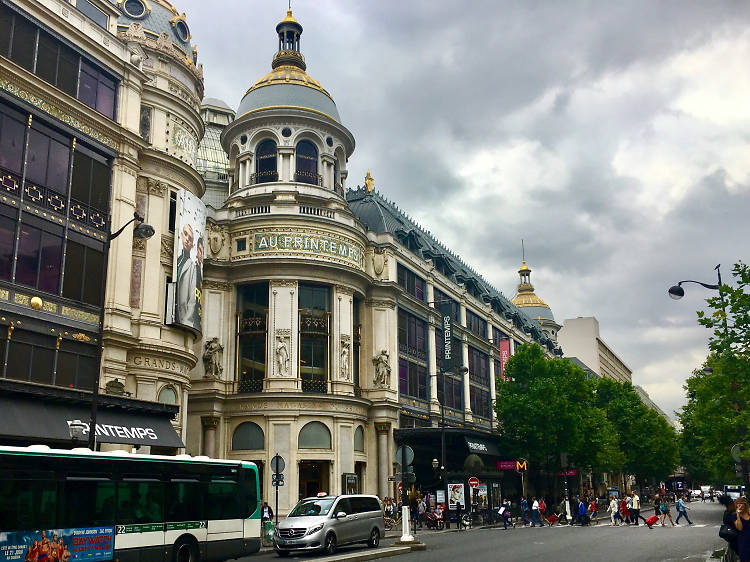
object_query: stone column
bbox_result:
[321,154,335,189]
[266,280,298,391]
[201,415,220,457]
[462,336,473,423]
[278,147,294,182]
[375,422,391,499]
[488,349,496,425]
[331,285,354,395]
[428,317,439,415]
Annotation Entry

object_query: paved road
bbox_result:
[250,501,727,561]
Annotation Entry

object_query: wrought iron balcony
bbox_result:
[236,378,264,393]
[294,170,323,186]
[250,171,278,184]
[301,378,328,393]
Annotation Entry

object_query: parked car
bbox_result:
[273,494,385,557]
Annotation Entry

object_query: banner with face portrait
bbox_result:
[170,189,206,334]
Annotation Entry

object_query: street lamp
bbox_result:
[668,264,722,300]
[69,419,88,445]
[88,212,154,450]
[432,458,439,470]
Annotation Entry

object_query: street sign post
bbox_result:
[468,477,479,489]
[271,453,285,526]
[395,445,415,466]
[516,458,528,498]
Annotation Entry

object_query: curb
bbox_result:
[312,546,414,562]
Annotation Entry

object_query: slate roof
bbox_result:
[346,187,560,353]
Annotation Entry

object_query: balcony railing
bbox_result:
[294,170,323,186]
[236,378,264,393]
[302,378,328,393]
[250,171,278,184]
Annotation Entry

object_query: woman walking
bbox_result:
[608,496,620,526]
[721,494,739,562]
[732,496,750,562]
[659,495,675,526]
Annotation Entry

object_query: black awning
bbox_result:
[464,436,500,457]
[0,396,184,448]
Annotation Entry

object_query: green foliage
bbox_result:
[494,344,676,481]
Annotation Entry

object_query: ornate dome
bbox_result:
[112,0,194,52]
[236,10,341,123]
[511,261,555,322]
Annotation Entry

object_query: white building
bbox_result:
[557,316,632,383]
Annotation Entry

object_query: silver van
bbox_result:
[273,494,385,556]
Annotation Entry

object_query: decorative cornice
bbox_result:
[203,280,232,291]
[365,298,396,309]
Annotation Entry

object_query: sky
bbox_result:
[182,0,750,418]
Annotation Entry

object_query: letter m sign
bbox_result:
[516,460,528,473]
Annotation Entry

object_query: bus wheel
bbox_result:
[323,533,337,555]
[174,540,199,562]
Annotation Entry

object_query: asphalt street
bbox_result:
[250,501,728,562]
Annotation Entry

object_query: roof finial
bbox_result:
[521,239,525,262]
[364,170,375,192]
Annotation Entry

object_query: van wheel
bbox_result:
[324,532,337,555]
[368,528,380,548]
[174,540,199,562]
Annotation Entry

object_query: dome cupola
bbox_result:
[511,260,562,342]
[273,9,305,70]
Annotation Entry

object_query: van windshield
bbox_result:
[289,498,336,517]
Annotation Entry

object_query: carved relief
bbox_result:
[335,285,355,296]
[132,237,146,253]
[373,349,391,388]
[202,280,231,291]
[275,333,290,377]
[340,338,351,381]
[372,247,388,279]
[161,234,174,264]
[365,298,396,309]
[207,222,227,257]
[203,337,223,379]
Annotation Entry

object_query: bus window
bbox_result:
[166,480,202,522]
[0,478,57,531]
[61,479,115,527]
[117,481,164,524]
[240,470,259,518]
[206,480,242,520]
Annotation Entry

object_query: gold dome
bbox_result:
[245,65,332,98]
[511,260,555,321]
[281,8,298,24]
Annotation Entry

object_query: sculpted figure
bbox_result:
[203,337,223,379]
[373,349,391,388]
[340,341,350,381]
[276,338,290,376]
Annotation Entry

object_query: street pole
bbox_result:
[275,452,279,527]
[441,366,449,528]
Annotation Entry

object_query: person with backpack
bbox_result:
[675,495,693,525]
[659,495,675,526]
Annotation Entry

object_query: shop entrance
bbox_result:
[299,460,330,499]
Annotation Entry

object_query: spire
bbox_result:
[273,9,306,70]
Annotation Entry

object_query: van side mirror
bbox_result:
[336,511,347,519]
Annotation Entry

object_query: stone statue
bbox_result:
[276,337,290,376]
[340,341,350,381]
[373,349,391,388]
[203,337,223,379]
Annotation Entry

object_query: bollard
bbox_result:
[400,505,414,542]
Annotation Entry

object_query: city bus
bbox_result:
[0,445,261,562]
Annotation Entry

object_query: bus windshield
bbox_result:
[288,498,336,517]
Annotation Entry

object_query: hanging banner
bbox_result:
[440,303,454,373]
[0,526,114,562]
[170,189,206,334]
[497,339,511,381]
[448,482,465,510]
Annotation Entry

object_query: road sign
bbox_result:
[468,477,479,489]
[395,445,415,466]
[272,473,284,481]
[272,481,285,487]
[270,454,285,473]
[732,444,743,463]
[516,458,528,473]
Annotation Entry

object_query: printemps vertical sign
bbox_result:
[170,189,206,334]
[440,303,454,373]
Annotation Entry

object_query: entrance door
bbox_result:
[298,461,330,499]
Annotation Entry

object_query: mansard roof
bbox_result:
[347,187,560,353]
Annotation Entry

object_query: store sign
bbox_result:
[497,339,511,381]
[249,230,364,269]
[0,526,114,562]
[440,303,453,372]
[557,469,578,477]
[66,420,159,441]
[497,460,517,470]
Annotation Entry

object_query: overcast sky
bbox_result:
[183,0,750,418]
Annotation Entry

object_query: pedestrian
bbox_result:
[539,497,550,526]
[720,494,740,562]
[570,496,579,526]
[733,497,750,561]
[589,497,599,524]
[675,495,693,525]
[520,496,530,526]
[261,501,273,522]
[531,496,542,527]
[418,496,426,528]
[659,495,675,527]
[499,498,513,530]
[631,491,647,525]
[619,497,631,525]
[608,496,619,526]
[626,493,634,524]
[578,497,588,525]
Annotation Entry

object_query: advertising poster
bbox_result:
[0,527,114,562]
[171,189,206,334]
[476,484,488,509]
[436,490,445,505]
[448,483,465,510]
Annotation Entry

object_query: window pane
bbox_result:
[16,223,41,287]
[0,214,14,281]
[0,5,11,57]
[0,111,26,174]
[206,481,242,520]
[83,246,104,306]
[26,129,50,187]
[6,339,31,381]
[96,78,115,119]
[58,45,78,97]
[89,158,110,212]
[61,480,114,527]
[38,231,62,293]
[56,350,77,388]
[62,239,84,301]
[77,353,96,390]
[167,481,202,522]
[10,16,35,72]
[36,32,58,84]
[0,478,57,531]
[78,63,98,109]
[30,344,55,385]
[47,138,71,194]
[76,0,108,29]
[71,151,92,204]
[117,481,163,524]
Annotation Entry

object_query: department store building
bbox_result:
[186,10,561,511]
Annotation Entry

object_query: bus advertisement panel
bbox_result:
[0,527,114,562]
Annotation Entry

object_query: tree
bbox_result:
[697,261,750,357]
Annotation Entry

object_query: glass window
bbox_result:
[232,422,265,450]
[397,264,425,301]
[168,191,177,232]
[15,222,41,288]
[56,339,97,390]
[166,481,202,522]
[298,421,331,449]
[116,481,163,524]
[468,346,490,386]
[38,231,63,293]
[123,0,147,18]
[353,426,364,452]
[10,15,36,72]
[466,309,487,338]
[61,480,115,528]
[158,386,177,404]
[63,238,104,306]
[254,139,277,183]
[36,32,58,85]
[57,44,79,97]
[237,283,268,391]
[397,308,426,360]
[398,358,427,400]
[78,61,116,118]
[0,478,57,531]
[205,480,242,520]
[82,244,104,306]
[76,0,108,29]
[294,140,318,185]
[0,213,15,281]
[0,108,26,174]
[139,105,152,142]
[0,5,11,57]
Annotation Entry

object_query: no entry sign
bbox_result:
[468,477,479,488]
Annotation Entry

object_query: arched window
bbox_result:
[354,426,364,452]
[333,159,340,193]
[298,421,331,449]
[232,421,265,450]
[294,140,319,185]
[254,139,277,184]
[157,386,177,404]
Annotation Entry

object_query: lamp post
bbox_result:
[88,212,154,450]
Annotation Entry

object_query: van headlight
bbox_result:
[306,524,324,536]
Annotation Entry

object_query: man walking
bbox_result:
[520,496,530,526]
[531,497,542,527]
[675,495,693,525]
